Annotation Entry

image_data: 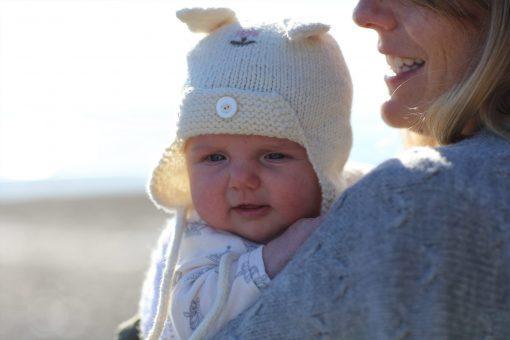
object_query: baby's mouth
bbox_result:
[232,204,271,217]
[234,204,269,210]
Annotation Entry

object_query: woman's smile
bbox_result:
[384,55,426,93]
[354,0,484,130]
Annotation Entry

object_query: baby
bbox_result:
[139,8,356,340]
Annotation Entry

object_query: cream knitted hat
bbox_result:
[149,7,353,214]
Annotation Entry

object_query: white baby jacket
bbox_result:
[139,216,270,340]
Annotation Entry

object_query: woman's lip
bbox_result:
[384,64,425,93]
[231,205,271,218]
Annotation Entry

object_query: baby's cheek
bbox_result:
[272,197,304,222]
[285,181,321,218]
[192,187,226,223]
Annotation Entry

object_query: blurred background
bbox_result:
[0,0,401,339]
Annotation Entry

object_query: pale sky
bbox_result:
[0,0,400,182]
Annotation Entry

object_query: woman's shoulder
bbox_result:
[342,130,510,217]
[360,129,510,193]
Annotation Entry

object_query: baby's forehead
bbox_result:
[185,134,306,151]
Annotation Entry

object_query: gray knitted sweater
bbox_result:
[213,130,510,339]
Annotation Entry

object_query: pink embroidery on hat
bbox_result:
[235,29,260,38]
[231,29,259,46]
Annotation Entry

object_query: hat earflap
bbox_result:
[148,140,192,211]
[176,7,238,34]
[286,21,330,41]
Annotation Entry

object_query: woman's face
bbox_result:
[353,0,485,129]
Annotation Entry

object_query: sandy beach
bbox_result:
[0,192,167,339]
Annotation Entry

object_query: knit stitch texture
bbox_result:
[212,129,510,339]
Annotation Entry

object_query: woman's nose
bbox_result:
[228,162,261,190]
[353,0,397,31]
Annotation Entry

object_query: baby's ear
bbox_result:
[176,8,238,34]
[286,21,330,41]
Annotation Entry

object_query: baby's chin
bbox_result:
[236,224,289,245]
[208,221,286,244]
[197,208,291,243]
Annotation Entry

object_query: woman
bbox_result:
[210,0,510,338]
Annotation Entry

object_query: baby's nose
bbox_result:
[228,162,261,190]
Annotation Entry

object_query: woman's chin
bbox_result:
[381,99,420,129]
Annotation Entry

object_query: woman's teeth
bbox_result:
[386,56,425,75]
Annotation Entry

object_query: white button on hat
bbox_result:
[216,96,237,119]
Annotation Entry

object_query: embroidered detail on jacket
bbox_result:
[242,240,259,252]
[184,296,203,331]
[185,266,215,285]
[206,246,232,267]
[252,271,271,290]
[235,257,270,290]
[184,223,208,237]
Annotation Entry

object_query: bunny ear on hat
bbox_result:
[286,21,330,41]
[176,7,238,33]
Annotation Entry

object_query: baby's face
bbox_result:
[185,134,321,243]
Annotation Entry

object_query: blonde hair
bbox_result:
[409,0,510,145]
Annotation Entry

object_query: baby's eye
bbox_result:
[264,152,286,160]
[205,154,226,162]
